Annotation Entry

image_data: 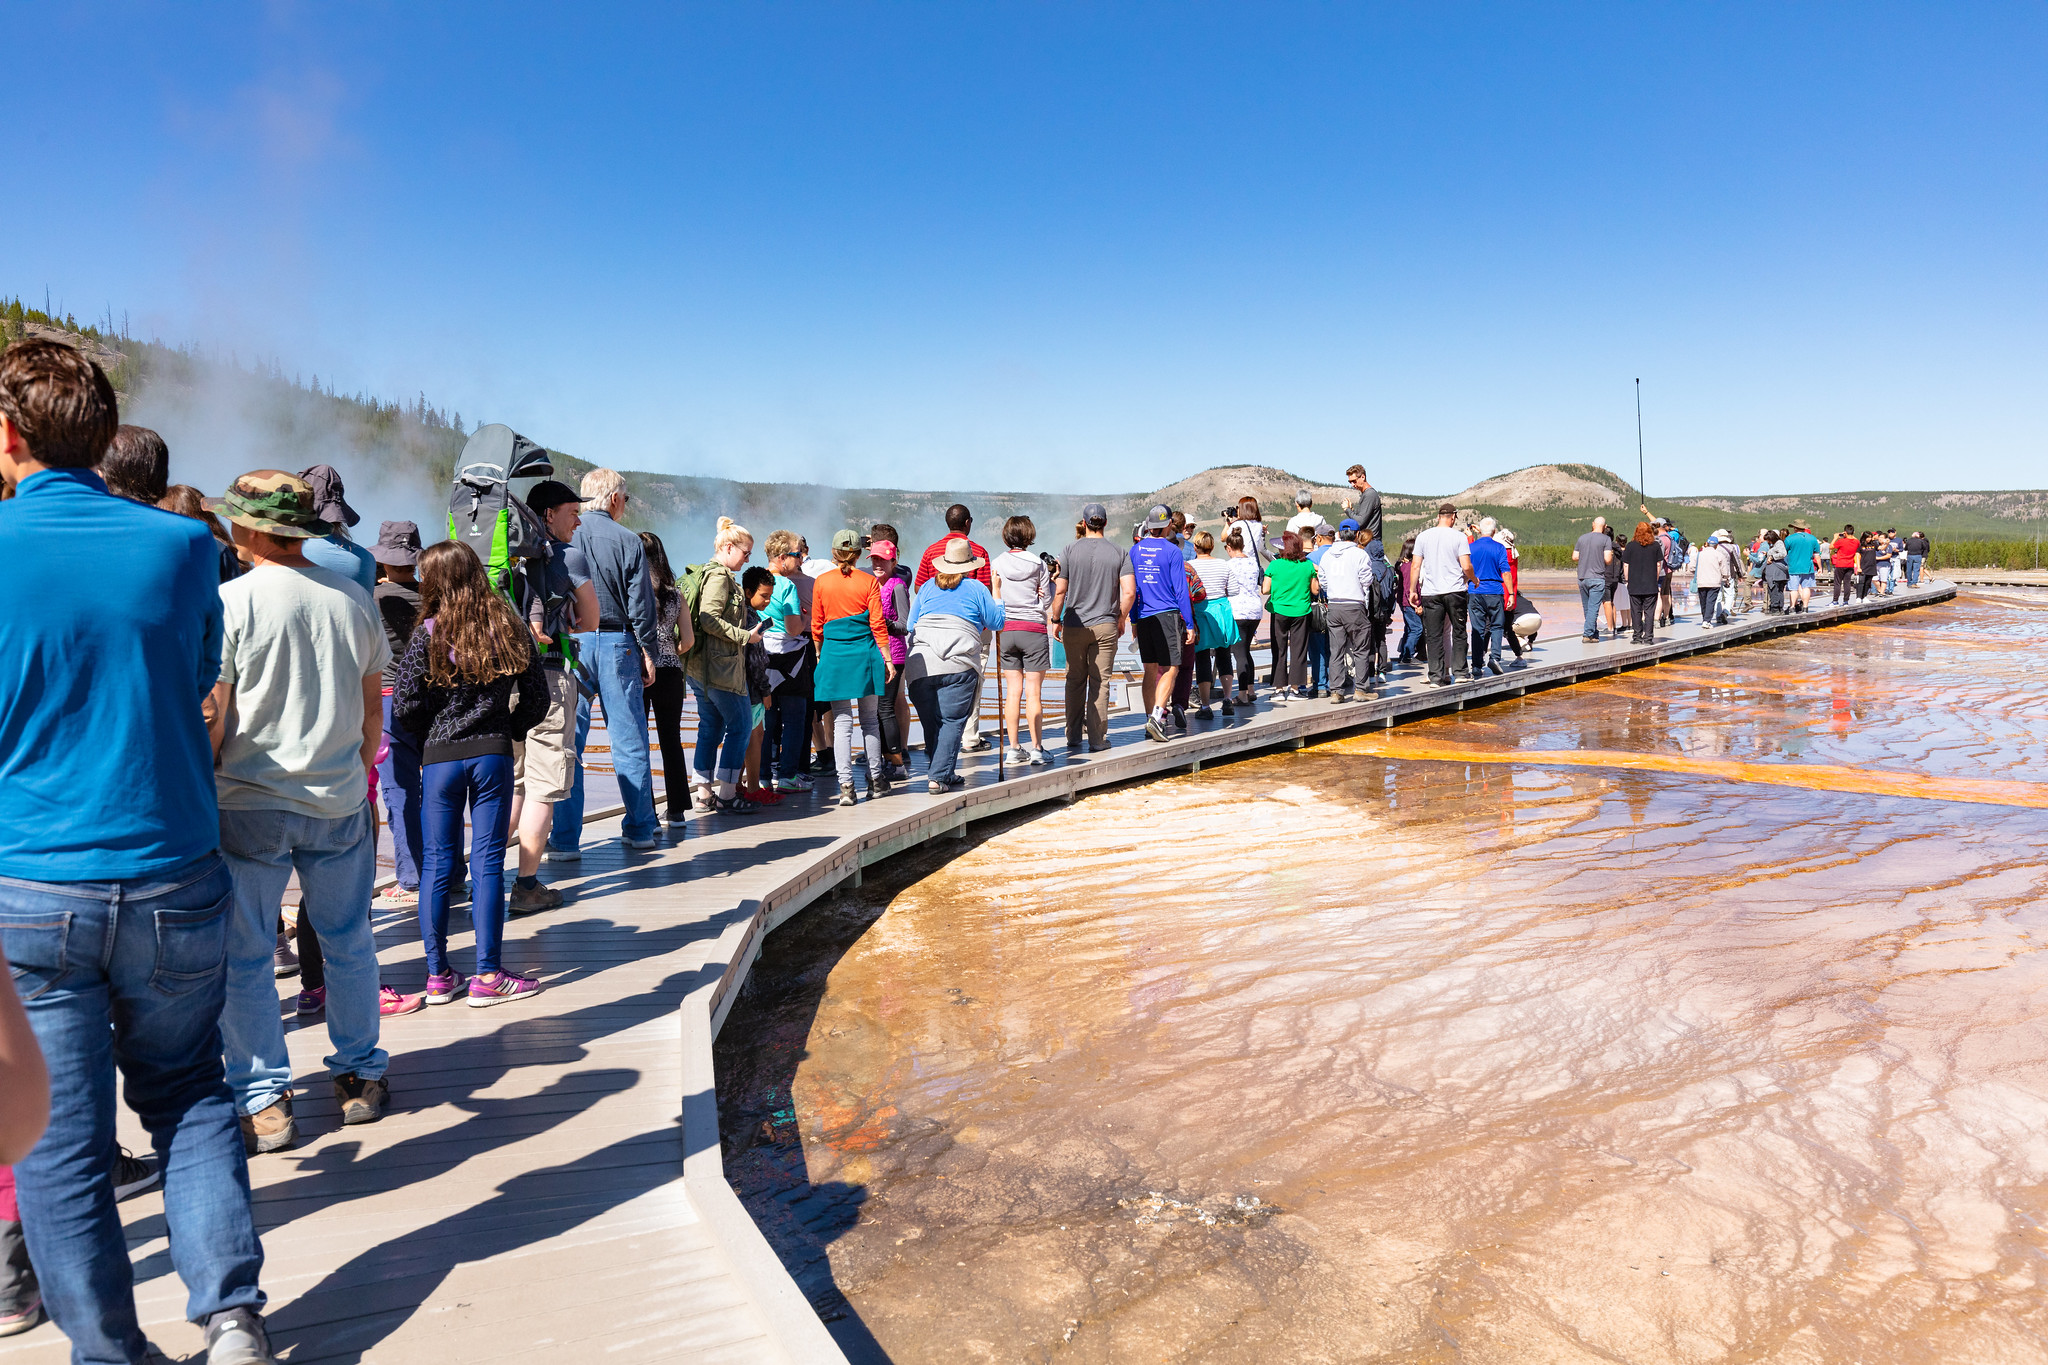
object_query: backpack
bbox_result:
[1663,529,1688,571]
[675,562,709,660]
[448,424,555,603]
[1185,561,1207,604]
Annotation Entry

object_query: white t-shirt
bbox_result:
[1414,525,1471,597]
[216,562,391,819]
[1286,510,1322,536]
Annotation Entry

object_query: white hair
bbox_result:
[712,515,753,552]
[580,467,626,507]
[1295,489,1314,508]
[1478,516,1497,536]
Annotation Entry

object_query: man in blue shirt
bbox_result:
[0,339,278,1364]
[1782,520,1822,614]
[297,463,378,591]
[1129,504,1196,741]
[1466,520,1513,677]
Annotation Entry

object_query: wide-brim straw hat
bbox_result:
[934,537,987,575]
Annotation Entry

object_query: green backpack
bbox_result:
[674,562,709,661]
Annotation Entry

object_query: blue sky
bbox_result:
[14,3,2046,495]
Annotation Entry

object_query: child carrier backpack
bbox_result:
[448,424,555,602]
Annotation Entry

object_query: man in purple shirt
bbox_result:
[1129,504,1196,742]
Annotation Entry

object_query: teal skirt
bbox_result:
[1196,597,1240,651]
[813,613,887,701]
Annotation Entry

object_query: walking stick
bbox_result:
[995,636,1006,782]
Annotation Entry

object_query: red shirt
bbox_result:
[912,536,992,590]
[1830,535,1861,569]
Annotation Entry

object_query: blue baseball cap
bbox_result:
[1338,518,1360,536]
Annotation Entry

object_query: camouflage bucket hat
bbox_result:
[221,470,332,539]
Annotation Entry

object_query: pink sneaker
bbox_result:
[467,970,542,1008]
[423,972,467,1005]
[294,986,326,1015]
[379,985,426,1016]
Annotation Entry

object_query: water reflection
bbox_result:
[720,596,2048,1363]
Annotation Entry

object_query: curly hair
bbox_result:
[417,541,534,686]
[1632,521,1655,546]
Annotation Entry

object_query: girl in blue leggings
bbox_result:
[391,542,549,1007]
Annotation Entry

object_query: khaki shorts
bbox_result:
[513,666,580,803]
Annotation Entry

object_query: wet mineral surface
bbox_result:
[718,596,2048,1363]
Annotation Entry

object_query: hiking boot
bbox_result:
[273,934,298,978]
[203,1306,278,1365]
[509,880,563,915]
[239,1094,295,1155]
[838,783,859,808]
[871,771,893,797]
[113,1146,161,1202]
[424,972,468,1005]
[379,985,426,1016]
[333,1073,388,1125]
[468,970,542,1008]
[294,986,325,1015]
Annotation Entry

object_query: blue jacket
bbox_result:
[0,469,223,879]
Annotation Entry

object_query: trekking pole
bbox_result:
[995,640,1006,782]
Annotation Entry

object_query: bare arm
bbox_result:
[361,672,384,776]
[205,680,232,759]
[1049,574,1068,624]
[0,944,48,1164]
[1117,572,1135,634]
[1459,547,1475,585]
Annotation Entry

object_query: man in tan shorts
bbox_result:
[509,480,596,913]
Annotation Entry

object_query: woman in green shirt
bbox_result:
[1262,531,1320,698]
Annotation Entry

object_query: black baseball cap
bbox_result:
[526,479,588,515]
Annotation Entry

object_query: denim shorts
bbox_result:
[1789,573,1816,591]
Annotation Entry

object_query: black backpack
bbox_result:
[448,424,555,603]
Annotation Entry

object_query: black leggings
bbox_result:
[1231,626,1258,691]
[648,665,691,818]
[1193,646,1232,687]
[1268,612,1310,690]
[877,673,906,755]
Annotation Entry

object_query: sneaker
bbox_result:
[871,771,893,796]
[273,934,298,979]
[1026,746,1051,766]
[508,880,563,915]
[1145,713,1168,743]
[374,884,418,907]
[379,985,426,1016]
[838,783,859,808]
[0,1295,41,1339]
[424,972,468,1005]
[1006,745,1030,764]
[1194,705,1213,719]
[238,1094,295,1156]
[542,847,582,864]
[1171,706,1187,731]
[113,1146,161,1202]
[743,785,783,804]
[333,1073,388,1125]
[622,833,658,850]
[468,970,543,1008]
[882,761,910,781]
[1221,699,1235,716]
[203,1306,278,1365]
[294,986,326,1015]
[1486,660,1503,676]
[809,751,836,774]
[775,773,816,793]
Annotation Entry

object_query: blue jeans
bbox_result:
[1469,593,1505,669]
[0,854,264,1360]
[1307,627,1329,693]
[1906,554,1924,586]
[551,631,658,850]
[1578,579,1606,637]
[219,805,386,1114]
[1398,603,1423,661]
[421,754,513,977]
[378,693,423,891]
[909,670,980,782]
[689,680,753,787]
[765,693,810,781]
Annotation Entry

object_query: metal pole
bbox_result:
[1635,378,1647,513]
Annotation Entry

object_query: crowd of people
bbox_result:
[0,335,1934,1363]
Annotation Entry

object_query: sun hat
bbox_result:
[1714,528,1731,541]
[934,537,987,574]
[526,479,588,515]
[222,470,331,539]
[868,539,898,560]
[371,520,421,565]
[297,464,359,528]
[1142,503,1173,531]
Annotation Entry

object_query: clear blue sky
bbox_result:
[15,3,2046,495]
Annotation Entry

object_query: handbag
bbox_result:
[1309,601,1329,635]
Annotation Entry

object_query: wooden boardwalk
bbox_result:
[0,580,1956,1364]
